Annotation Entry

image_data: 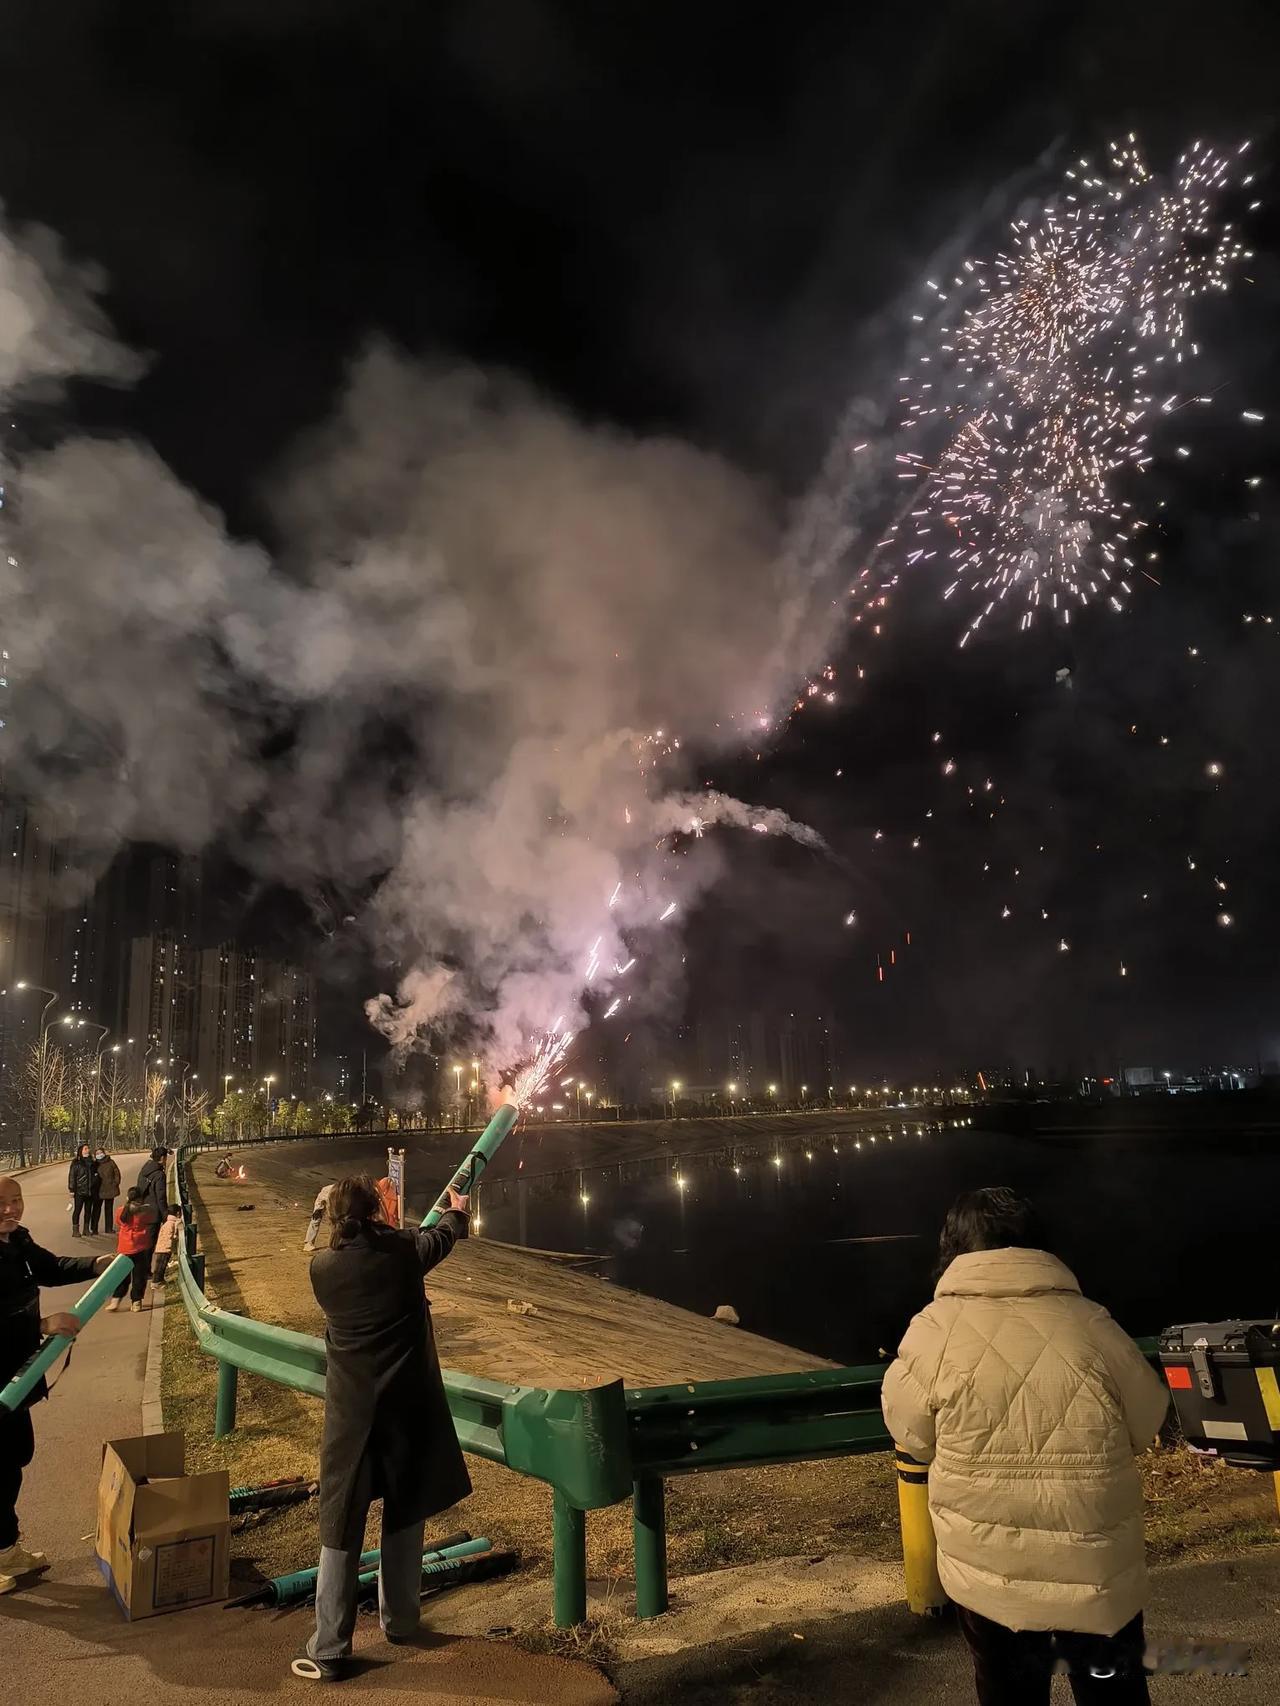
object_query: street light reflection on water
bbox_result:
[468,1111,1275,1365]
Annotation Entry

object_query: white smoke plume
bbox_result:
[0,216,142,395]
[652,790,828,851]
[1,232,836,1079]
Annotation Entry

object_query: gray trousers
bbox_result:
[308,1517,426,1659]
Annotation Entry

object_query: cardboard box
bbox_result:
[96,1432,230,1619]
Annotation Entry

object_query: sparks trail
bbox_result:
[888,136,1254,645]
[509,1026,575,1105]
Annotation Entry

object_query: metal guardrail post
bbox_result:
[552,1488,587,1627]
[632,1474,668,1618]
[215,1359,239,1439]
[894,1447,946,1615]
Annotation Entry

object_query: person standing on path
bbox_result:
[291,1175,472,1682]
[105,1189,157,1313]
[882,1187,1169,1705]
[0,1174,114,1589]
[135,1146,171,1220]
[66,1145,98,1240]
[303,1183,335,1253]
[150,1205,182,1288]
[90,1149,121,1236]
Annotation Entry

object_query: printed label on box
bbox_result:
[153,1535,216,1607]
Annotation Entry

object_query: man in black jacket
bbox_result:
[135,1147,171,1219]
[66,1145,99,1239]
[0,1174,112,1589]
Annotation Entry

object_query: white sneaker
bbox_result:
[106,1298,120,1312]
[130,1301,142,1313]
[0,1541,47,1577]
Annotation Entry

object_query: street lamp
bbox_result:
[669,1079,682,1118]
[13,982,59,1166]
[81,1021,110,1142]
[264,1075,276,1129]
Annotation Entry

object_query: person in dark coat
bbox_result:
[66,1144,99,1239]
[90,1149,122,1235]
[291,1175,471,1682]
[0,1174,113,1586]
[135,1147,171,1220]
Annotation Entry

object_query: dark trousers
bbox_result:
[0,1407,36,1550]
[152,1252,170,1284]
[91,1196,116,1234]
[959,1607,1150,1705]
[114,1251,151,1303]
[71,1193,96,1235]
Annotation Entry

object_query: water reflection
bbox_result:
[451,1116,1276,1366]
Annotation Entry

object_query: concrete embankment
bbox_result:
[200,1140,835,1387]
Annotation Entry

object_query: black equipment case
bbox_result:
[1158,1319,1280,1470]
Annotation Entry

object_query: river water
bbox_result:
[464,1116,1280,1366]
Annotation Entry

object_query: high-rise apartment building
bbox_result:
[179,941,316,1102]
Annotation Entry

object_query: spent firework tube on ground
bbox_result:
[0,1253,134,1412]
[421,1092,519,1229]
[224,1534,484,1609]
[354,1536,494,1593]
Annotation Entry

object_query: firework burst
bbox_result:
[889,137,1253,643]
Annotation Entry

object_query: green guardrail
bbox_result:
[171,1146,1166,1626]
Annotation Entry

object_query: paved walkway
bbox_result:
[4,1159,616,1705]
[615,1546,1280,1703]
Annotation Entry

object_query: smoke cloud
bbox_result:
[1,231,835,1077]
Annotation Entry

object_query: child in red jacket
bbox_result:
[106,1188,157,1313]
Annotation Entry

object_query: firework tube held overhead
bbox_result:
[0,1254,134,1412]
[421,1091,519,1229]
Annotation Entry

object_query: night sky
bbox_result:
[4,2,1280,1076]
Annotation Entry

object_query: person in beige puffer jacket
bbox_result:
[882,1186,1169,1705]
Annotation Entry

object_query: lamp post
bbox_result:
[62,1012,88,1142]
[81,1022,109,1143]
[104,1043,126,1144]
[264,1075,276,1130]
[14,982,59,1167]
[669,1079,682,1119]
[727,1080,737,1112]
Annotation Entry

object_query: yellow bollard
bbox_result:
[894,1447,947,1615]
[1253,1369,1280,1522]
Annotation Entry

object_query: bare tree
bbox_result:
[21,1040,70,1161]
[178,1083,211,1141]
[98,1051,128,1144]
[142,1069,166,1141]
